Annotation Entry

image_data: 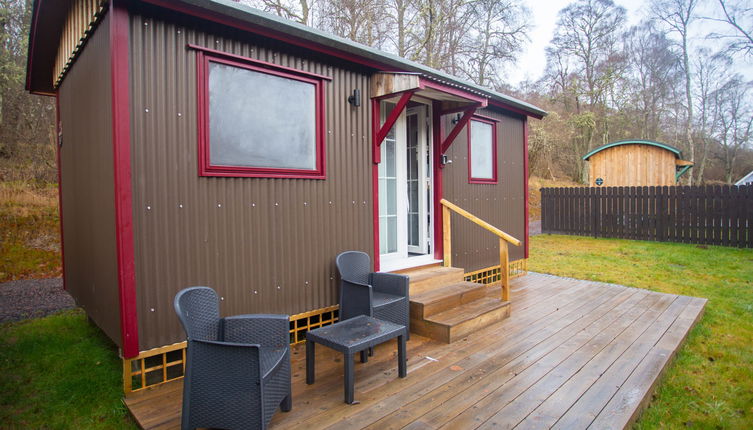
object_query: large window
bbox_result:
[467,117,498,183]
[197,49,327,178]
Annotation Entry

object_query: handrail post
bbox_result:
[499,238,509,301]
[443,205,451,267]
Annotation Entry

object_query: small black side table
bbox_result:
[305,315,407,404]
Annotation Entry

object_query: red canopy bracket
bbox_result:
[372,90,415,164]
[440,106,477,155]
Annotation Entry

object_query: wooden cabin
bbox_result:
[26,0,544,392]
[583,140,693,187]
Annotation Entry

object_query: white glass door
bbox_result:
[378,102,407,262]
[379,101,433,271]
[407,106,429,254]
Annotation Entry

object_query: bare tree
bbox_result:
[623,23,681,141]
[706,0,753,57]
[712,77,753,183]
[550,0,626,109]
[544,0,627,181]
[464,0,530,87]
[651,0,699,183]
[318,0,389,47]
[238,0,314,25]
[693,49,731,183]
[0,0,56,183]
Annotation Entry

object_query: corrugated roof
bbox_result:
[186,0,546,118]
[27,0,547,118]
[583,140,684,161]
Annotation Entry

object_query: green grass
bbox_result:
[0,309,135,429]
[0,181,61,282]
[529,235,753,429]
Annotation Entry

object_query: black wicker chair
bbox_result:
[174,286,291,430]
[335,251,410,339]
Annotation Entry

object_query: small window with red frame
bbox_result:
[468,117,497,183]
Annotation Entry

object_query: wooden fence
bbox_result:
[541,185,753,248]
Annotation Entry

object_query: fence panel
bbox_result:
[540,185,753,248]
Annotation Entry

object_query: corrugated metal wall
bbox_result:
[59,13,122,346]
[442,109,526,272]
[129,10,374,350]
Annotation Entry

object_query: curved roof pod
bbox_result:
[583,140,684,161]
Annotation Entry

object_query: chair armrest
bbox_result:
[340,279,373,320]
[222,314,290,348]
[188,339,263,385]
[370,272,409,298]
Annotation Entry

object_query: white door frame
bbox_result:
[379,99,436,272]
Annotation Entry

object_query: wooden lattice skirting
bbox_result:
[123,259,527,395]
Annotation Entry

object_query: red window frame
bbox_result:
[196,49,327,179]
[467,116,498,184]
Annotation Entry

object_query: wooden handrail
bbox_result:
[440,198,521,302]
[440,199,521,246]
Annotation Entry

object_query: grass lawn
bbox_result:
[529,234,753,429]
[1,233,750,429]
[0,309,136,429]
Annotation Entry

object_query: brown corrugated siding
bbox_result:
[442,109,526,272]
[129,11,374,350]
[59,13,122,346]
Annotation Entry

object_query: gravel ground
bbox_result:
[0,278,76,323]
[530,220,542,236]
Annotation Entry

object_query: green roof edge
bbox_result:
[582,140,683,160]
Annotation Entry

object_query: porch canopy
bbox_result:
[371,72,498,164]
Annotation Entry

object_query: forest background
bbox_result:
[0,0,751,186]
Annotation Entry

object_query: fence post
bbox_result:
[591,187,598,238]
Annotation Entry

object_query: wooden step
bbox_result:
[403,266,466,295]
[410,297,511,343]
[410,281,488,318]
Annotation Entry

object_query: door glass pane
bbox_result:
[387,216,397,253]
[379,104,399,254]
[407,114,419,248]
[470,120,494,179]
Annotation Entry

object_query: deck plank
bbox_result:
[123,273,706,430]
[550,295,694,429]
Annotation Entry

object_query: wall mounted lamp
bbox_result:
[347,89,361,107]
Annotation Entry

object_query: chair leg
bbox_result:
[281,393,292,412]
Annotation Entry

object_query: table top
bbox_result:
[306,315,406,353]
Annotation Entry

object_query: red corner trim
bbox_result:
[55,93,66,290]
[372,99,381,270]
[467,117,498,184]
[440,107,476,155]
[111,1,139,359]
[523,118,530,259]
[432,101,444,261]
[374,90,414,148]
[371,99,381,164]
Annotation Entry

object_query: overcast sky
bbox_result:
[507,0,753,85]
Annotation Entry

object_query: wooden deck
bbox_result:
[124,273,706,429]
